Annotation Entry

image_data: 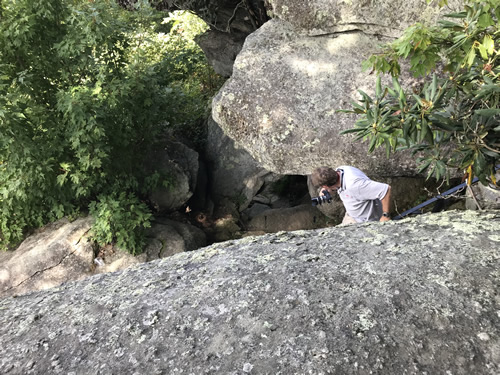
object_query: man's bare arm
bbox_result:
[380,186,391,221]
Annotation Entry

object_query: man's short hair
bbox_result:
[311,166,338,187]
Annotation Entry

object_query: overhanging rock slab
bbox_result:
[212,19,419,176]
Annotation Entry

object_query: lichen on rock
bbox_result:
[1,210,499,374]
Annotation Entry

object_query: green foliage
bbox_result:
[89,192,151,255]
[0,1,220,251]
[341,0,500,185]
[160,11,226,147]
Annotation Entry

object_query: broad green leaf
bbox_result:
[403,120,411,141]
[478,44,488,60]
[429,115,457,131]
[431,74,437,99]
[368,136,377,153]
[427,163,436,180]
[418,159,432,173]
[465,47,476,67]
[392,77,402,93]
[361,89,375,101]
[438,20,460,28]
[385,140,391,158]
[56,174,67,186]
[413,94,423,106]
[481,149,499,157]
[444,12,467,19]
[483,34,494,56]
[420,118,430,143]
[474,84,500,100]
[478,13,493,28]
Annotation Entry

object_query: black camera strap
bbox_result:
[335,168,345,191]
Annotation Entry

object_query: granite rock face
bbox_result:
[212,1,464,176]
[0,218,94,299]
[1,210,499,374]
[0,217,206,299]
[206,115,276,211]
[269,0,463,37]
[213,19,417,176]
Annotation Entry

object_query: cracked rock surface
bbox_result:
[0,217,206,299]
[212,0,464,176]
[269,0,463,37]
[0,217,94,299]
[1,210,499,374]
[212,19,417,176]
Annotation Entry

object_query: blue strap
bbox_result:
[393,165,500,220]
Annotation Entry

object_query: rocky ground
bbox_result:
[1,209,499,374]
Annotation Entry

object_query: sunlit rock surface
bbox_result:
[212,1,464,176]
[0,218,94,299]
[269,0,463,37]
[0,217,206,299]
[1,210,499,374]
[213,19,416,175]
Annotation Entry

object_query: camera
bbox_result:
[311,190,332,206]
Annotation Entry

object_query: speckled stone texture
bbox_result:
[211,1,465,176]
[1,210,499,374]
[212,19,419,176]
[269,0,463,37]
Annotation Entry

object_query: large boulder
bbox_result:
[0,217,206,299]
[1,210,499,374]
[269,0,463,37]
[212,19,414,175]
[212,1,463,176]
[206,115,276,211]
[0,217,94,299]
[144,217,207,259]
[146,138,199,212]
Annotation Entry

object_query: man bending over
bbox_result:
[310,166,392,224]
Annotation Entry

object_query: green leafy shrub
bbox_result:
[340,0,500,185]
[159,11,226,148]
[89,192,152,255]
[0,0,220,250]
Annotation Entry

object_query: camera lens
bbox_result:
[311,190,333,206]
